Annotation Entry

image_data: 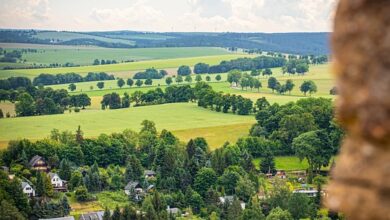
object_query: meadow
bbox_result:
[0,103,255,149]
[0,43,232,66]
[0,54,252,78]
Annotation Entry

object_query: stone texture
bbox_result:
[326,0,390,219]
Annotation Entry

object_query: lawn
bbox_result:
[0,103,255,149]
[253,156,335,171]
[1,43,232,66]
[0,54,252,78]
[68,191,129,216]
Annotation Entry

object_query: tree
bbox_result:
[260,150,276,174]
[255,97,270,111]
[59,158,72,181]
[142,196,158,220]
[267,77,278,93]
[266,207,293,220]
[287,193,311,220]
[93,59,100,65]
[68,83,76,91]
[293,130,333,179]
[215,75,221,81]
[135,79,143,87]
[145,78,153,85]
[194,168,217,197]
[0,200,25,220]
[112,206,121,220]
[177,65,192,76]
[194,63,209,74]
[285,79,295,95]
[242,197,265,220]
[75,186,89,201]
[124,155,143,182]
[185,75,192,83]
[117,78,125,88]
[175,75,183,84]
[97,82,105,89]
[227,70,242,86]
[253,79,262,92]
[103,206,111,220]
[227,199,243,220]
[206,76,211,81]
[263,68,273,77]
[165,77,173,85]
[0,109,3,118]
[235,177,256,202]
[15,93,35,116]
[61,196,71,216]
[195,74,202,82]
[300,80,317,96]
[126,78,134,87]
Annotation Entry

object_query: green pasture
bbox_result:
[253,156,335,171]
[1,43,232,66]
[0,54,252,78]
[0,103,255,149]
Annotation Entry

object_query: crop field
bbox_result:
[0,54,253,78]
[0,103,255,149]
[1,43,232,66]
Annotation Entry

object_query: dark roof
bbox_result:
[29,155,45,166]
[79,211,104,220]
[124,181,142,190]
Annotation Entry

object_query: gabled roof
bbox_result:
[167,207,180,214]
[48,172,60,180]
[124,181,142,190]
[21,181,31,189]
[29,155,45,166]
[79,211,104,220]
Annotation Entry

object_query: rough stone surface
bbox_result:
[326,0,390,219]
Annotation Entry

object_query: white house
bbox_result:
[21,181,35,197]
[293,189,318,197]
[48,172,67,191]
[48,172,63,187]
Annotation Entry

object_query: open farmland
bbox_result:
[0,54,253,78]
[0,103,255,149]
[0,43,232,66]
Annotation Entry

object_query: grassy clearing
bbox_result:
[68,191,129,216]
[0,103,255,149]
[253,156,335,171]
[1,43,232,66]
[0,54,252,78]
[173,123,253,150]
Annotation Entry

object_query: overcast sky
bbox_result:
[0,0,338,33]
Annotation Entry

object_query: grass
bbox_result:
[0,54,253,78]
[253,156,335,171]
[68,191,129,216]
[0,103,255,149]
[1,43,232,66]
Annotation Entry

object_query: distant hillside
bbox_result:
[0,30,329,55]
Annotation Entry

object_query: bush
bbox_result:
[75,186,90,202]
[74,107,80,113]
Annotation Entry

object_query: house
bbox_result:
[167,206,180,216]
[79,211,105,220]
[29,155,48,172]
[39,217,75,220]
[1,166,9,173]
[124,181,144,201]
[293,189,318,197]
[144,170,156,179]
[219,196,246,210]
[21,181,35,197]
[48,172,67,192]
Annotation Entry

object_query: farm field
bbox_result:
[253,156,335,171]
[0,103,255,149]
[0,54,253,78]
[1,43,232,66]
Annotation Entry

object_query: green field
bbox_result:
[0,103,255,149]
[0,54,252,78]
[1,43,232,66]
[253,156,335,171]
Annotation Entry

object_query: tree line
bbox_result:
[133,68,168,79]
[32,72,115,86]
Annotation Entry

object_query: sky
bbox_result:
[0,0,338,33]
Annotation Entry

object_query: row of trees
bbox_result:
[33,72,115,86]
[133,68,168,79]
[0,86,91,117]
[92,59,118,65]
